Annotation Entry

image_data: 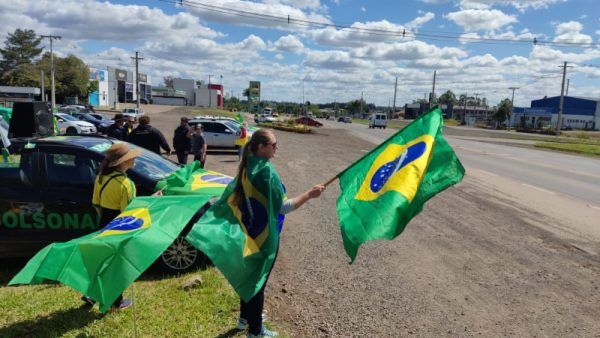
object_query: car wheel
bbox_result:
[157,236,208,273]
[66,127,78,135]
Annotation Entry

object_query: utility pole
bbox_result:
[462,92,468,124]
[131,51,144,109]
[430,70,437,104]
[556,61,571,135]
[208,74,213,108]
[392,76,398,119]
[509,87,519,129]
[40,35,61,112]
[360,91,364,117]
[40,70,45,101]
[566,78,570,96]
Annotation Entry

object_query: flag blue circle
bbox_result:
[100,216,144,233]
[238,197,268,239]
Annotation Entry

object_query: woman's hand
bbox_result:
[152,190,164,197]
[307,184,326,199]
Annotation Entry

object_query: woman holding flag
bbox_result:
[235,121,248,161]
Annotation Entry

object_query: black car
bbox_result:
[72,112,113,133]
[0,136,209,272]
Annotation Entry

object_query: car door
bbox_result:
[0,144,45,257]
[213,122,235,147]
[39,145,102,243]
[200,122,216,147]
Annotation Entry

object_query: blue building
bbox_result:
[512,96,599,130]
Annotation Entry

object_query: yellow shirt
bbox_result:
[92,171,136,212]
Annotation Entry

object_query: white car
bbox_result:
[121,108,144,119]
[254,114,277,123]
[188,118,246,149]
[54,113,97,135]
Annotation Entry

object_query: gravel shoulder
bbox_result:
[150,109,600,337]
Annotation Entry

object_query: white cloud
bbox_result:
[184,0,331,31]
[268,0,322,9]
[458,0,564,11]
[308,20,410,47]
[303,50,371,69]
[405,12,435,30]
[553,21,593,45]
[351,40,467,62]
[445,9,517,31]
[271,34,305,53]
[274,53,285,60]
[361,7,366,12]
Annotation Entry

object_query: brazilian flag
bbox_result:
[9,195,211,312]
[186,155,284,301]
[337,107,465,261]
[155,161,233,197]
[236,111,244,123]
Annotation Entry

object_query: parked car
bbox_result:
[0,136,217,272]
[338,116,352,123]
[59,108,113,134]
[54,113,97,135]
[296,117,323,127]
[188,117,244,149]
[121,107,144,119]
[369,113,388,129]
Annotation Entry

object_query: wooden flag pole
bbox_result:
[324,174,339,187]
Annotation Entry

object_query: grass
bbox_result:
[0,265,282,337]
[534,142,600,157]
[185,107,241,119]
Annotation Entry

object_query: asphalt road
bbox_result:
[322,120,600,206]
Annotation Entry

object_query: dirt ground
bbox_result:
[148,107,600,337]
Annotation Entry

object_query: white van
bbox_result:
[369,113,387,129]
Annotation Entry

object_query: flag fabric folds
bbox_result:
[186,155,284,302]
[336,107,465,261]
[9,195,211,312]
[235,112,244,123]
[155,161,233,197]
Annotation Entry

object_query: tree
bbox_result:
[0,29,43,86]
[494,98,512,127]
[163,76,174,88]
[438,90,457,105]
[52,53,89,102]
[87,80,99,97]
[243,87,250,98]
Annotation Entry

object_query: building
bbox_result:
[105,67,152,107]
[151,87,188,106]
[0,86,41,106]
[88,68,109,107]
[512,96,599,130]
[172,78,196,106]
[169,78,224,108]
[404,103,454,119]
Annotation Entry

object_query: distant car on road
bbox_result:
[54,113,96,135]
[122,107,144,119]
[296,117,323,127]
[338,116,352,123]
[254,114,277,123]
[369,113,387,129]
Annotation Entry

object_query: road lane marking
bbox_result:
[522,183,556,195]
[588,204,600,211]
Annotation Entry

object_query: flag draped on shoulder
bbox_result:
[186,155,284,302]
[336,107,465,262]
[155,161,233,196]
[9,195,211,312]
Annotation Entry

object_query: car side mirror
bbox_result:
[224,129,232,134]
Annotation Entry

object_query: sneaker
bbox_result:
[81,296,96,306]
[111,298,133,311]
[246,326,278,338]
[237,313,267,330]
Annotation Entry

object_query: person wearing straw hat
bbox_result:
[85,143,143,310]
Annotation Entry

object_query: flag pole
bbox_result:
[324,174,339,187]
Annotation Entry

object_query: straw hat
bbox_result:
[105,143,142,167]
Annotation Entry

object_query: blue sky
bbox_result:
[1,0,599,107]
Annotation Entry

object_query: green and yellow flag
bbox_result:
[236,111,244,123]
[9,195,211,312]
[155,161,233,196]
[336,107,465,261]
[186,155,284,302]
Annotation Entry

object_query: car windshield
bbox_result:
[56,113,78,121]
[88,141,180,180]
[223,121,240,132]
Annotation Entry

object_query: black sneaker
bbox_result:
[81,296,96,306]
[110,298,133,311]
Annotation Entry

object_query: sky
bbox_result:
[1,0,599,107]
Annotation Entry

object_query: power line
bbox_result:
[162,0,600,48]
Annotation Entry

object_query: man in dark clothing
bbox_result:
[187,123,207,168]
[106,114,127,140]
[127,115,171,155]
[173,117,191,164]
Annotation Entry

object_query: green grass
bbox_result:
[534,142,600,157]
[185,107,241,119]
[0,266,282,337]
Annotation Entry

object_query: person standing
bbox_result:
[125,117,136,137]
[232,129,325,337]
[173,117,191,164]
[187,123,207,168]
[87,143,142,310]
[106,114,127,140]
[234,121,248,161]
[127,115,171,155]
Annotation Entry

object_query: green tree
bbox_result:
[163,76,174,88]
[438,90,457,105]
[0,29,43,86]
[243,87,250,98]
[494,98,512,127]
[53,54,90,102]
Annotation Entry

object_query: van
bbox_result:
[369,113,387,129]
